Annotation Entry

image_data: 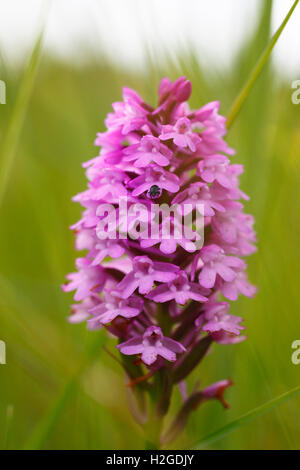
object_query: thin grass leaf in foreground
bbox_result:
[193,385,300,449]
[23,333,107,450]
[0,32,44,207]
[226,0,300,129]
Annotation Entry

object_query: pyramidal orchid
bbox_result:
[62,76,256,447]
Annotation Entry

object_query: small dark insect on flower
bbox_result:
[148,184,162,199]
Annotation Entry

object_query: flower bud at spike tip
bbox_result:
[176,79,192,102]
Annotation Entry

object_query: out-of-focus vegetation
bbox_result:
[0,1,300,449]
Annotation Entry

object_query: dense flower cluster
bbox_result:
[63,77,256,427]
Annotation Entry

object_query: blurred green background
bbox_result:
[0,1,300,450]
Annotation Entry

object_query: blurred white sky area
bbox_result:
[0,0,299,77]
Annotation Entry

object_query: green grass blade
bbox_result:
[193,385,300,449]
[22,379,77,450]
[3,405,14,450]
[226,0,299,129]
[23,334,107,450]
[0,32,44,207]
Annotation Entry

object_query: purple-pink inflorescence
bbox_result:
[63,77,257,437]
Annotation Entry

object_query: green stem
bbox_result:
[144,399,163,450]
[143,372,167,450]
[226,0,299,129]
